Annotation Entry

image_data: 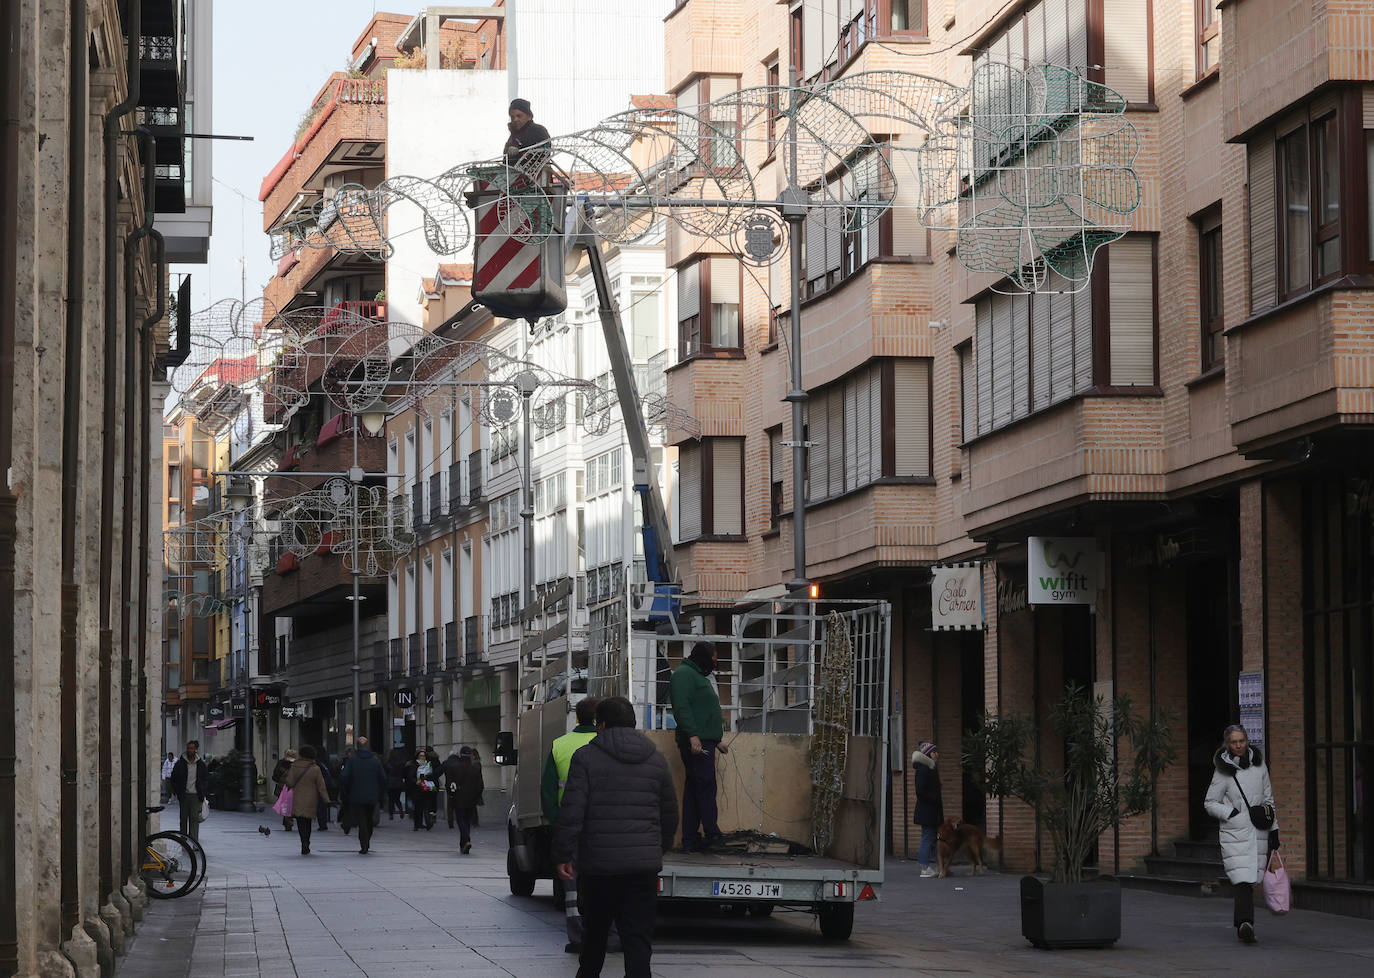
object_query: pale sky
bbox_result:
[172,1,433,313]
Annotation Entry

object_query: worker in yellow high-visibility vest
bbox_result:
[542,696,601,954]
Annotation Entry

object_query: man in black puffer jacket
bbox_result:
[554,696,677,978]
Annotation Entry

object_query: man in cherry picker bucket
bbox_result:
[503,97,552,175]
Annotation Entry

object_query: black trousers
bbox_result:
[677,740,720,846]
[294,817,313,853]
[412,791,435,829]
[578,872,656,978]
[1233,880,1255,927]
[387,787,405,816]
[454,806,472,848]
[349,804,375,851]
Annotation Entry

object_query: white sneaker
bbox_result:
[919,866,937,878]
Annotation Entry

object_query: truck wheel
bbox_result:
[817,903,854,940]
[750,903,774,918]
[507,849,537,897]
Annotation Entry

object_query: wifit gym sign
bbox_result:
[1027,537,1100,606]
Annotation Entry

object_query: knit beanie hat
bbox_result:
[918,741,937,757]
[509,98,533,116]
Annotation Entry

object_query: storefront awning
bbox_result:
[205,717,238,731]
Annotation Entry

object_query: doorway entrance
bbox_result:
[1185,559,1238,840]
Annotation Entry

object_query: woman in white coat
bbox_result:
[1204,724,1279,943]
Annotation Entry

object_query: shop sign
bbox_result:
[279,705,303,719]
[394,689,415,709]
[1238,670,1265,751]
[1028,537,1100,606]
[425,686,435,707]
[254,691,281,708]
[997,576,1027,615]
[464,675,501,711]
[207,707,224,719]
[930,563,983,630]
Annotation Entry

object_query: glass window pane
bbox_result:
[1281,129,1310,292]
[711,303,740,349]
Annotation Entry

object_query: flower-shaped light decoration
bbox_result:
[918,63,1141,293]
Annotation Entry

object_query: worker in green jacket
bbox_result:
[669,642,729,852]
[542,696,600,953]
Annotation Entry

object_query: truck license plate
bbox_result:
[711,880,782,899]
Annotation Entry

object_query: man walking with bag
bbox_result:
[169,740,208,842]
[555,696,677,978]
[339,736,387,855]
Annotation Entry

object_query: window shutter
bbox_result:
[826,178,844,276]
[679,443,701,540]
[1045,0,1069,68]
[803,3,823,79]
[710,257,739,304]
[807,400,828,500]
[867,366,882,484]
[712,439,743,536]
[990,293,1015,429]
[827,388,845,496]
[1248,138,1277,314]
[1046,281,1076,404]
[976,299,993,437]
[1104,0,1151,103]
[893,360,931,478]
[678,261,700,321]
[1068,0,1089,72]
[844,378,860,491]
[1031,288,1052,411]
[1108,236,1156,385]
[1026,1,1047,65]
[1073,274,1094,390]
[890,141,926,258]
[959,346,977,443]
[1012,291,1031,419]
[806,201,828,282]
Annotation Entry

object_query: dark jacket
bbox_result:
[669,659,723,745]
[911,751,944,828]
[169,753,208,799]
[385,754,406,791]
[503,119,552,168]
[446,755,484,809]
[339,748,387,808]
[553,727,678,875]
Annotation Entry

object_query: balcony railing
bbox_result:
[318,300,386,336]
[389,637,404,679]
[444,620,459,667]
[448,460,464,511]
[463,615,486,666]
[467,451,484,504]
[408,632,422,677]
[411,487,425,531]
[429,472,444,520]
[425,627,440,674]
[372,640,388,685]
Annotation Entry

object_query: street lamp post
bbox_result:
[226,479,258,812]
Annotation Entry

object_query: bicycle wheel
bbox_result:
[183,834,208,893]
[142,831,199,899]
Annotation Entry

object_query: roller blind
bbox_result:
[803,1,823,79]
[1073,278,1093,390]
[712,439,743,536]
[890,141,926,258]
[826,387,844,496]
[959,346,976,443]
[678,260,700,321]
[678,443,701,541]
[710,257,740,303]
[975,300,994,437]
[867,366,882,485]
[807,399,828,501]
[806,202,829,282]
[844,379,860,490]
[893,360,931,478]
[1031,283,1053,411]
[1104,0,1151,103]
[1026,1,1046,66]
[1248,138,1277,314]
[1109,236,1156,385]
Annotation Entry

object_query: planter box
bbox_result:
[1020,876,1121,949]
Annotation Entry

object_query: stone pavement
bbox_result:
[118,804,1374,977]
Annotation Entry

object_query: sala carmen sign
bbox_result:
[930,564,983,630]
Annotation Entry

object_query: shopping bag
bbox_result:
[272,786,295,818]
[1263,851,1291,914]
[199,799,210,823]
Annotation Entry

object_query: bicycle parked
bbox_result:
[141,805,207,899]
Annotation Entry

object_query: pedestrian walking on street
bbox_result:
[160,751,175,802]
[408,748,439,831]
[447,747,484,855]
[385,750,407,819]
[285,745,333,856]
[169,740,208,843]
[443,748,464,829]
[1205,724,1280,944]
[339,736,387,855]
[314,747,337,832]
[338,745,356,835]
[543,696,600,949]
[272,749,298,831]
[554,696,677,978]
[669,642,729,852]
[911,741,944,878]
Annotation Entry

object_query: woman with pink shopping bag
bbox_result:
[1204,724,1281,944]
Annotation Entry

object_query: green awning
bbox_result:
[463,674,501,711]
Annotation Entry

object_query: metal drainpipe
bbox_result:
[1,0,25,967]
[138,231,165,851]
[61,0,90,936]
[98,0,142,910]
[120,127,156,888]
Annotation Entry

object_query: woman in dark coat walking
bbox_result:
[911,741,944,878]
[285,746,333,855]
[448,750,485,854]
[314,747,337,831]
[385,750,407,819]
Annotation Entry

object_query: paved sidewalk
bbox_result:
[119,805,1374,977]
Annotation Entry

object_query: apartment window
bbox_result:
[1198,212,1224,371]
[677,257,742,359]
[958,343,976,443]
[807,149,890,297]
[765,59,780,156]
[674,75,742,176]
[806,359,931,502]
[767,427,783,530]
[884,0,925,34]
[1248,93,1369,314]
[677,438,744,541]
[630,282,662,360]
[166,465,180,500]
[973,235,1156,436]
[1195,0,1219,79]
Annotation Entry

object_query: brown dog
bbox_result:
[936,817,1001,878]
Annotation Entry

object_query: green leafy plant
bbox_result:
[963,682,1177,883]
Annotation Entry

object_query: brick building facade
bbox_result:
[663,0,1374,910]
